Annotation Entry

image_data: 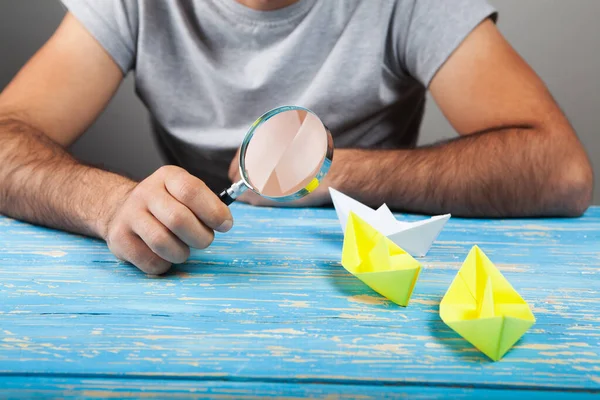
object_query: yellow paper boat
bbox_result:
[439,246,535,361]
[341,212,421,306]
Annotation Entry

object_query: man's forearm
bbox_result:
[329,126,593,217]
[0,118,136,238]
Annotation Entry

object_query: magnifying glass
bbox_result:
[219,105,334,205]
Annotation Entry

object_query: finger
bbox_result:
[165,171,233,232]
[131,211,190,264]
[111,230,172,275]
[237,187,324,208]
[229,148,241,182]
[147,191,215,249]
[230,169,241,183]
[237,190,274,207]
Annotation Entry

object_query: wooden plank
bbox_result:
[0,205,598,393]
[1,376,598,399]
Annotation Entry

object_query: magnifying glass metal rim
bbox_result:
[219,105,334,205]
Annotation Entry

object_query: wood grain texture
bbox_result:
[1,377,599,399]
[0,204,599,398]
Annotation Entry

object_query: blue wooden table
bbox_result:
[0,204,599,399]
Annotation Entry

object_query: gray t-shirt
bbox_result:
[60,0,497,191]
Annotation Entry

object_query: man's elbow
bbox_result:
[551,152,594,217]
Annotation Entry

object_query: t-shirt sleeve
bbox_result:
[387,0,498,87]
[59,0,139,74]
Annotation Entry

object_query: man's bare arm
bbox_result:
[323,19,593,217]
[0,14,132,237]
[0,14,232,274]
[0,118,136,236]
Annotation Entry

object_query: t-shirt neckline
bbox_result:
[209,0,317,26]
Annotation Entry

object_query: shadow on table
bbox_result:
[312,258,399,310]
[302,225,344,250]
[304,224,408,310]
[426,298,498,364]
[91,258,220,280]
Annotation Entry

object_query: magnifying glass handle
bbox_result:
[219,180,248,206]
[219,189,235,206]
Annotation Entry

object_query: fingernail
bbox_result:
[216,219,233,233]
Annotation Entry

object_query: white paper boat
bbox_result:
[329,187,451,257]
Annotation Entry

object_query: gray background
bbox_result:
[1,0,598,203]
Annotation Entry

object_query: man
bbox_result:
[0,0,593,275]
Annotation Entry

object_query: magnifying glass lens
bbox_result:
[219,106,333,205]
[243,109,328,198]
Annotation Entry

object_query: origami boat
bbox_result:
[341,211,421,306]
[439,246,536,361]
[329,187,450,257]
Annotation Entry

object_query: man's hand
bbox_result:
[0,14,232,276]
[104,166,233,275]
[227,148,331,207]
